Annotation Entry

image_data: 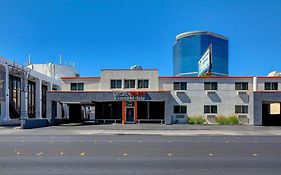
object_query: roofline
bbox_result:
[254,91,281,93]
[159,76,281,79]
[101,69,158,71]
[61,77,100,80]
[176,31,228,41]
[47,90,170,93]
[60,76,281,80]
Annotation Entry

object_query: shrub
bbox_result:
[227,115,240,125]
[188,115,206,124]
[215,115,240,125]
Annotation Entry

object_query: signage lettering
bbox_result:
[113,92,148,101]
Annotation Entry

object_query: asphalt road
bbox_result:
[0,135,281,175]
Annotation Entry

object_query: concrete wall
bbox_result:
[253,92,281,125]
[61,79,100,91]
[100,69,159,91]
[28,63,79,79]
[161,77,253,124]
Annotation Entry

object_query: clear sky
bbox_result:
[0,0,280,76]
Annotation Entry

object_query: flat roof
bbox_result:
[101,69,158,71]
[61,77,100,80]
[176,31,228,41]
[60,76,281,81]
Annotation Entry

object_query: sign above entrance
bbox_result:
[113,92,149,101]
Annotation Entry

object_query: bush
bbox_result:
[188,115,206,124]
[215,115,240,125]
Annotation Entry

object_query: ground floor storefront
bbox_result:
[47,91,171,125]
[46,91,281,127]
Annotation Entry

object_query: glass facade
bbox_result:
[173,31,228,76]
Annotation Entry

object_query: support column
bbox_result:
[20,74,28,119]
[122,100,125,124]
[4,64,9,121]
[35,78,42,119]
[46,82,53,121]
[134,101,138,124]
[253,77,258,92]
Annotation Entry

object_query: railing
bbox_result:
[9,101,21,119]
[137,119,165,124]
[94,119,122,124]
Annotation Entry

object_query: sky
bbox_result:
[0,0,280,76]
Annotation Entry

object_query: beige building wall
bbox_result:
[100,69,159,91]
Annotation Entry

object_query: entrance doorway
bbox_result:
[125,101,135,123]
[262,102,281,126]
[68,104,82,123]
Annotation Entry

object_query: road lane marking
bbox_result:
[36,152,43,156]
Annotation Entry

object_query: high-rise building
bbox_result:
[173,31,229,76]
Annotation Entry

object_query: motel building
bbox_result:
[0,56,281,128]
[47,68,281,127]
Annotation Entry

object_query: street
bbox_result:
[0,135,280,175]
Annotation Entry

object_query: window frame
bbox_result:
[137,79,149,89]
[174,105,187,114]
[235,105,248,114]
[173,82,187,90]
[265,82,278,90]
[124,79,135,89]
[110,79,122,89]
[204,105,217,114]
[235,82,248,90]
[70,83,84,91]
[204,82,218,90]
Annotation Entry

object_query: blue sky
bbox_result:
[0,0,280,76]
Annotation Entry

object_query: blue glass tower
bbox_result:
[173,31,228,76]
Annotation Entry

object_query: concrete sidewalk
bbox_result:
[1,124,281,136]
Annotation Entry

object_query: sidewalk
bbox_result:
[1,124,281,136]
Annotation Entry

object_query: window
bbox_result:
[174,105,187,114]
[173,82,187,90]
[9,76,21,117]
[204,82,218,90]
[235,82,248,90]
[70,83,84,91]
[204,105,217,114]
[124,80,135,89]
[138,79,149,88]
[235,105,248,114]
[110,80,122,89]
[28,81,36,118]
[265,82,278,90]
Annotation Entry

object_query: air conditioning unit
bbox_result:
[206,114,217,124]
[172,114,187,124]
[175,114,185,119]
[236,91,248,95]
[238,114,249,125]
[206,90,216,95]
